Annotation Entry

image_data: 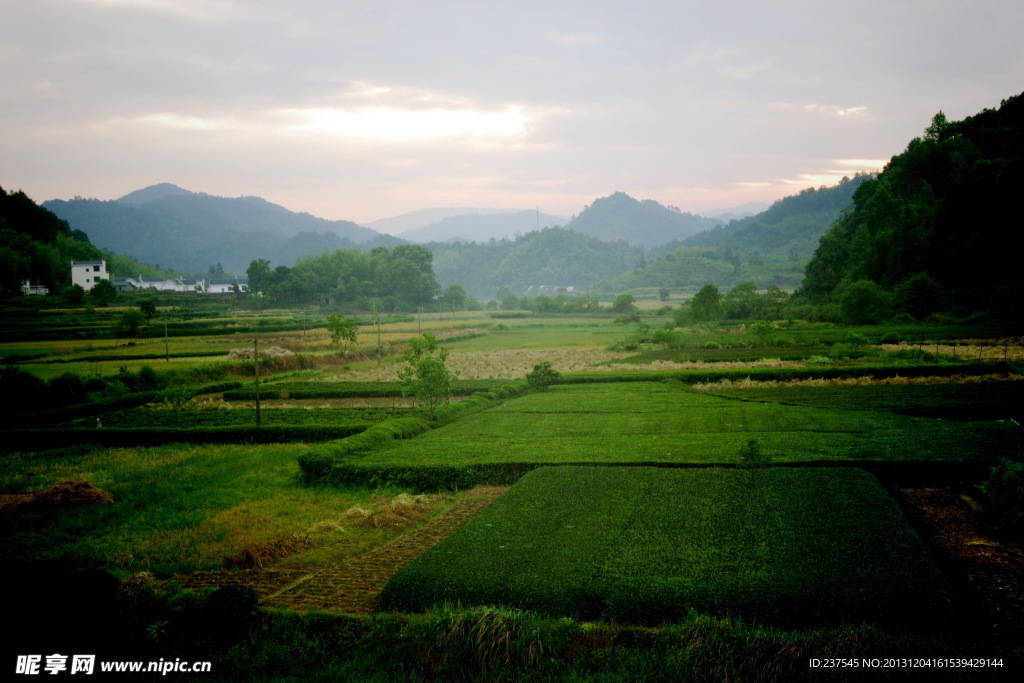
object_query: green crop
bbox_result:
[382,466,952,628]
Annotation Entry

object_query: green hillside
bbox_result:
[802,92,1024,320]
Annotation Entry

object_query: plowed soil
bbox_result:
[173,485,507,613]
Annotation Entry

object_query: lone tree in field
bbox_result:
[326,314,359,353]
[526,360,561,391]
[398,332,458,419]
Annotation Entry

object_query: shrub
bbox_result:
[525,361,561,391]
[981,459,1024,540]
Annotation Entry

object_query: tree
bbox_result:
[64,284,85,305]
[496,286,519,310]
[689,284,723,323]
[894,272,946,319]
[397,332,458,419]
[747,320,776,346]
[246,258,272,296]
[442,284,468,311]
[724,282,760,319]
[158,383,192,422]
[326,315,359,352]
[117,310,147,338]
[89,279,117,306]
[611,293,637,314]
[526,361,561,391]
[835,279,891,325]
[139,299,157,320]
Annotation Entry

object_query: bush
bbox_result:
[525,361,561,391]
[981,459,1024,540]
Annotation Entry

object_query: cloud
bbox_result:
[278,105,531,141]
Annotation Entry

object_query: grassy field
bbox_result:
[382,466,952,627]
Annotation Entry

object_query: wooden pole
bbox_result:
[254,338,261,429]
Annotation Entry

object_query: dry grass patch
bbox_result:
[345,492,450,530]
[693,372,1024,392]
[225,533,315,568]
[342,348,630,381]
[882,340,1024,361]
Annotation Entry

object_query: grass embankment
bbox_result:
[382,466,952,628]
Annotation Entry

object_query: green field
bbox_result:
[382,466,952,627]
[2,308,1022,679]
[356,382,1014,467]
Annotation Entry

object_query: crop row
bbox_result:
[560,362,1014,386]
[706,381,1024,421]
[224,378,523,400]
[381,466,952,627]
[63,406,404,429]
[2,425,364,449]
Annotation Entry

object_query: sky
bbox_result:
[2,0,1022,227]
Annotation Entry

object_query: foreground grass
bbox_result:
[0,443,453,576]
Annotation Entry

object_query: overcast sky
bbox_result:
[3,0,1022,225]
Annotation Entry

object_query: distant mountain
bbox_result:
[683,175,870,259]
[117,182,194,205]
[430,227,644,298]
[364,207,524,235]
[595,177,870,294]
[564,192,722,248]
[699,202,771,222]
[400,210,569,243]
[43,184,391,275]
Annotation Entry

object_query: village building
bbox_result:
[70,260,108,291]
[206,278,249,294]
[21,281,49,296]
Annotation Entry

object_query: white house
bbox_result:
[135,277,205,292]
[71,260,108,291]
[206,278,249,294]
[21,280,49,296]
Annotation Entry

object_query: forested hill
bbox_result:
[0,187,171,296]
[684,174,870,260]
[801,93,1024,319]
[429,227,644,297]
[43,184,395,275]
[564,192,722,247]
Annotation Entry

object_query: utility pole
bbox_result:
[163,314,169,362]
[253,337,261,429]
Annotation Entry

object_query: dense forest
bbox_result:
[247,244,442,311]
[801,93,1024,321]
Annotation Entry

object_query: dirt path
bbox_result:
[174,486,508,613]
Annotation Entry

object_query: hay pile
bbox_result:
[344,492,442,530]
[226,346,295,360]
[225,533,314,569]
[0,478,114,512]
